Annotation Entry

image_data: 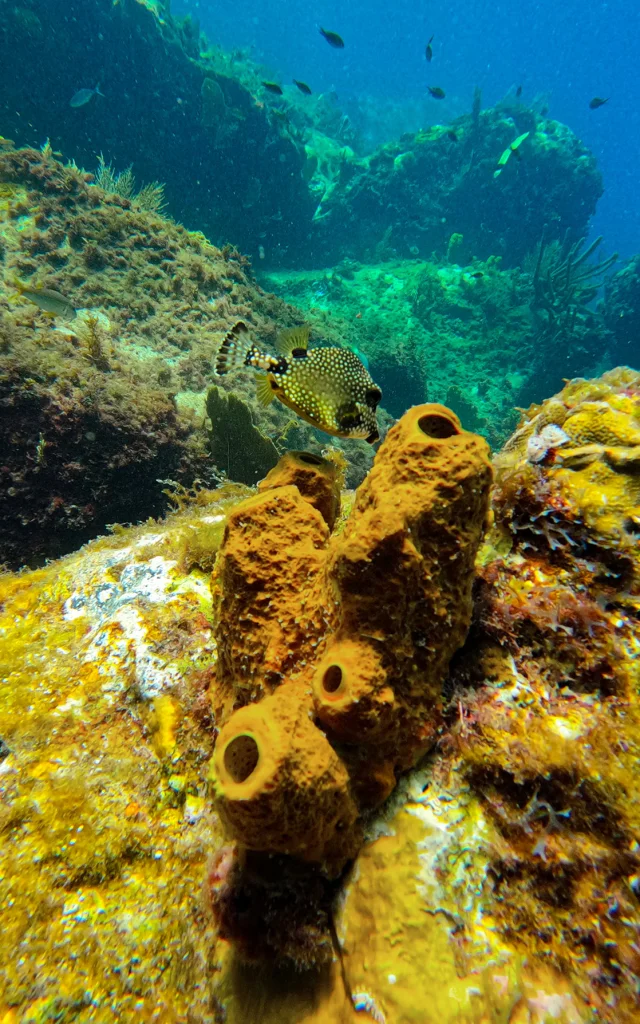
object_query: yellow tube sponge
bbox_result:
[257,449,341,529]
[212,485,328,706]
[312,639,396,743]
[211,406,491,865]
[210,682,360,866]
[325,404,492,770]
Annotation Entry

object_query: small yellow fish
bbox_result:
[493,131,530,178]
[215,322,382,443]
[11,277,76,319]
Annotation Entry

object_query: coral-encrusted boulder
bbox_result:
[0,146,368,567]
[445,367,640,1024]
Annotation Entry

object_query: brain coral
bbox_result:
[495,366,640,557]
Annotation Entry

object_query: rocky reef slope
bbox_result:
[308,104,603,268]
[0,0,314,263]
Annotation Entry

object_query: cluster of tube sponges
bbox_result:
[209,404,492,871]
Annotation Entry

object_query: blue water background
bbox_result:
[175,0,639,262]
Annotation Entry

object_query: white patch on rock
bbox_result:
[134,533,166,549]
[86,603,181,700]
[53,696,85,715]
[550,716,582,740]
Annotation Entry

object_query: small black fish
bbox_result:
[516,84,522,97]
[319,26,344,48]
[589,96,609,109]
[425,34,434,62]
[446,129,458,141]
[262,81,283,95]
[469,271,484,279]
[293,79,312,95]
[539,104,549,116]
[427,86,446,100]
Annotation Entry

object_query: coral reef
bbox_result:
[0,2,633,1019]
[2,373,640,1021]
[0,145,379,565]
[306,104,602,268]
[443,367,640,1022]
[210,405,491,876]
[262,251,613,449]
[0,0,604,270]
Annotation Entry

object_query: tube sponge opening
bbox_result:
[417,408,461,438]
[223,734,260,783]
[321,664,344,695]
[312,640,396,743]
